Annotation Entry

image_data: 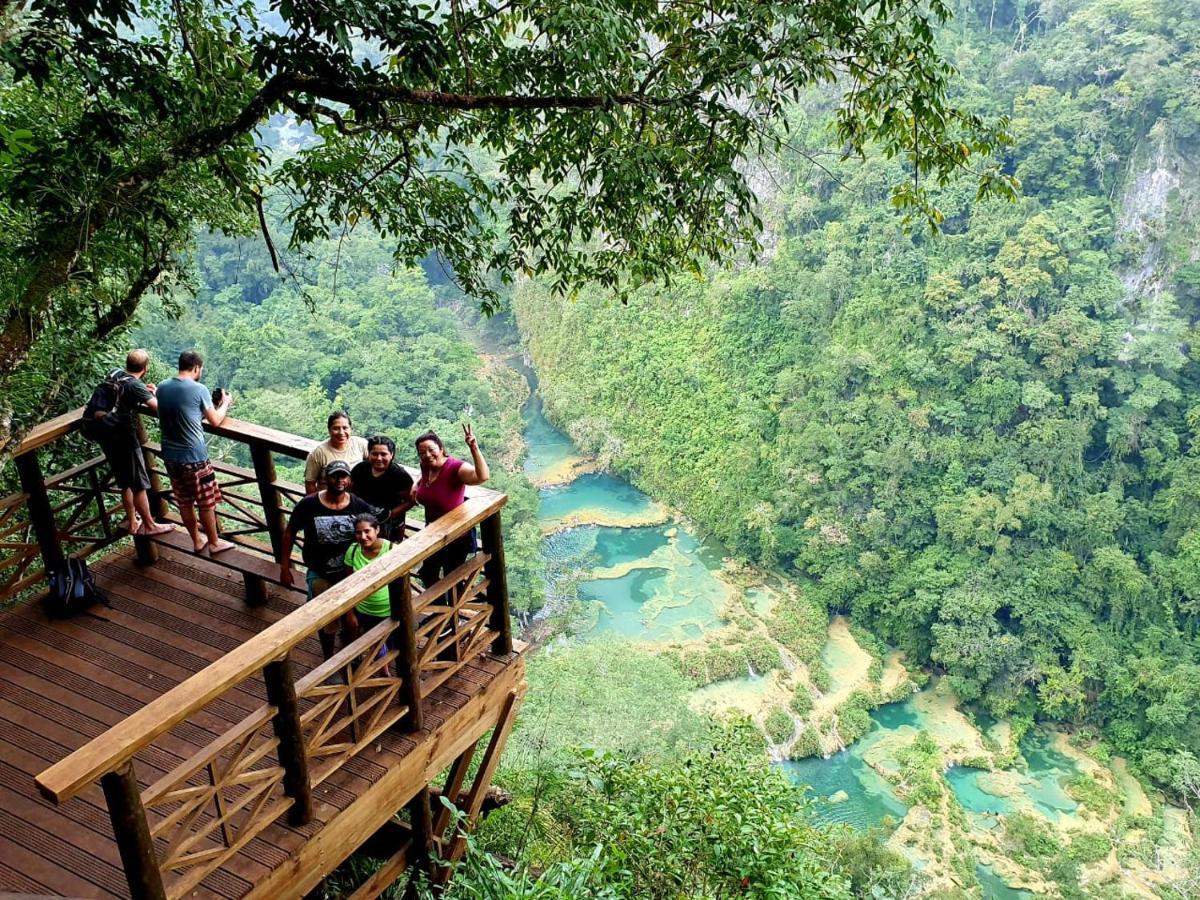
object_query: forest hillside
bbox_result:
[514,0,1200,800]
[4,0,1198,896]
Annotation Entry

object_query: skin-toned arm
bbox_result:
[390,473,415,521]
[304,451,321,496]
[279,522,296,586]
[203,391,233,427]
[457,423,490,485]
[140,379,158,413]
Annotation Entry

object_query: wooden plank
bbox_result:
[0,749,261,898]
[96,552,316,660]
[0,748,119,840]
[8,580,393,814]
[0,682,304,886]
[0,804,131,897]
[12,408,83,457]
[1,603,379,852]
[146,528,300,587]
[0,858,53,895]
[43,453,108,488]
[102,552,307,643]
[1,503,524,900]
[1,556,506,900]
[0,832,117,899]
[0,669,222,778]
[0,611,271,720]
[0,619,253,744]
[38,494,507,804]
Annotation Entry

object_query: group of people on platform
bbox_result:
[89,350,490,659]
[281,411,489,657]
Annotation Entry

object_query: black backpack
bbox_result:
[46,557,109,617]
[80,368,134,441]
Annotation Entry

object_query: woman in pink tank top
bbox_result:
[413,425,490,591]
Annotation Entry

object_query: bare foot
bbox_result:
[192,535,209,553]
[124,516,142,535]
[139,522,174,536]
[208,539,236,555]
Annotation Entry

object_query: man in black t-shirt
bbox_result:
[279,460,373,658]
[280,461,374,595]
[350,435,414,541]
[89,349,174,537]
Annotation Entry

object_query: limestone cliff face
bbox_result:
[1115,125,1198,303]
[1113,124,1198,367]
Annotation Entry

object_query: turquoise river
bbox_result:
[521,379,1083,899]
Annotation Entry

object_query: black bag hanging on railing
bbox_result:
[45,558,110,617]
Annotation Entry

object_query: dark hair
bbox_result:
[366,434,395,456]
[327,410,352,429]
[414,431,444,452]
[353,512,380,529]
[178,350,203,371]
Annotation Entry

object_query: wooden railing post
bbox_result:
[136,416,170,520]
[389,574,423,732]
[133,417,163,564]
[249,442,287,561]
[405,786,435,894]
[15,450,66,574]
[479,512,512,655]
[263,655,313,825]
[101,762,166,900]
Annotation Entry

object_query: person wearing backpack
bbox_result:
[82,349,174,537]
[156,350,235,554]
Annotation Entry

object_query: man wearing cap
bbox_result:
[279,460,374,658]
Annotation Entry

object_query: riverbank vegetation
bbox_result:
[7,0,1199,896]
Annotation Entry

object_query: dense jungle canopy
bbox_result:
[4,0,1200,896]
[0,0,1013,450]
[515,0,1200,803]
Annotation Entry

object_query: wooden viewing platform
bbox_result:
[0,410,527,899]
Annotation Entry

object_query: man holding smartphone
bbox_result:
[156,350,235,554]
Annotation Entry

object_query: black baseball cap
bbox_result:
[324,460,352,477]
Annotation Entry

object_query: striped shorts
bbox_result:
[166,459,222,511]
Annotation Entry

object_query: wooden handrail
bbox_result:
[36,490,506,804]
[12,406,321,460]
[13,408,85,456]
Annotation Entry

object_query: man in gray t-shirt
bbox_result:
[156,350,235,553]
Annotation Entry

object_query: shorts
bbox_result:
[166,459,221,511]
[306,568,338,601]
[100,435,151,491]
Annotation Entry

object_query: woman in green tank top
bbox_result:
[343,513,394,647]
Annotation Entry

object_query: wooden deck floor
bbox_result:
[0,545,520,899]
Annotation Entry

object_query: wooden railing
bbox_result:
[8,409,514,899]
[1,409,308,602]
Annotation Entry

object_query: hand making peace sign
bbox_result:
[457,422,489,485]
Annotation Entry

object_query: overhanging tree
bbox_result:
[0,0,1015,449]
